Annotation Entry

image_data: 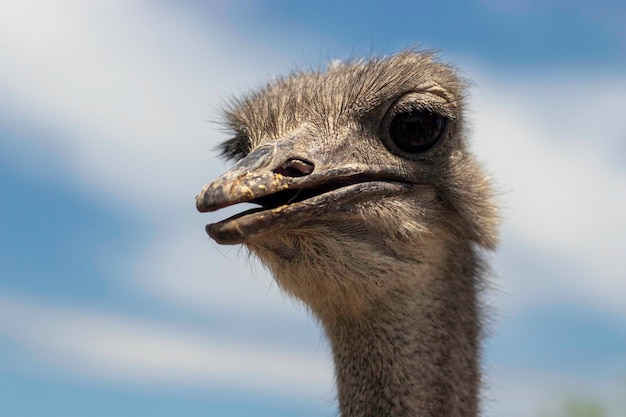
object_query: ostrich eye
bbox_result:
[389,110,446,153]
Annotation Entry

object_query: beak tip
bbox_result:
[196,194,208,212]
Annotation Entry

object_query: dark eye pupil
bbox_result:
[389,110,445,153]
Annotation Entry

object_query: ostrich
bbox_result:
[196,50,498,417]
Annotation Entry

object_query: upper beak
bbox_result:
[196,140,416,244]
[196,144,307,213]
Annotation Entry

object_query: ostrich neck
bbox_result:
[322,245,481,417]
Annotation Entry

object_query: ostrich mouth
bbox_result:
[196,173,415,245]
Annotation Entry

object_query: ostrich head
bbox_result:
[197,51,496,319]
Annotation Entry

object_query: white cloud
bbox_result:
[0,293,333,397]
[468,71,626,315]
[0,0,289,208]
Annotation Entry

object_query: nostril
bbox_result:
[273,158,315,177]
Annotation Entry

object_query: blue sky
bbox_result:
[1,1,625,416]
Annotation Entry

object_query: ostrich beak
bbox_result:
[196,143,416,245]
